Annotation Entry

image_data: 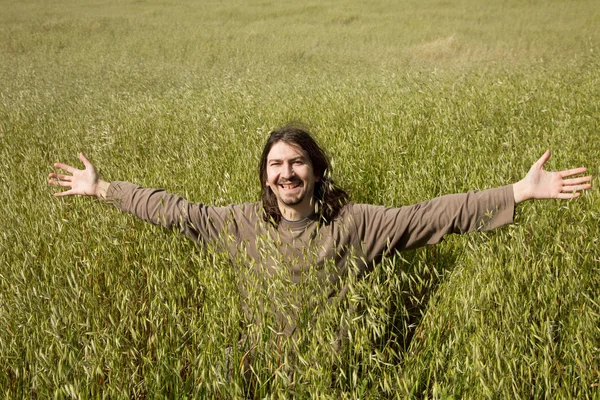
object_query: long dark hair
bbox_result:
[259,124,349,226]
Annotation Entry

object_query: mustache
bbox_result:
[277,178,302,185]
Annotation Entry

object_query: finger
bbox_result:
[535,149,551,168]
[53,162,77,174]
[48,173,72,181]
[562,184,592,193]
[48,179,73,188]
[562,176,592,185]
[556,192,581,200]
[79,152,92,169]
[559,167,588,178]
[54,189,74,197]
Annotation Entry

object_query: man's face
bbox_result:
[265,141,318,220]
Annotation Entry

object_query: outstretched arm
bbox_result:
[512,150,592,204]
[48,153,110,199]
[48,153,243,245]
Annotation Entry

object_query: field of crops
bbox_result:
[1,0,600,397]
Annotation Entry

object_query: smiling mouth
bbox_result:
[279,181,302,190]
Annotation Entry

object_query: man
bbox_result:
[48,124,592,338]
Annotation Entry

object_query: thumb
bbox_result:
[79,152,93,169]
[535,149,551,169]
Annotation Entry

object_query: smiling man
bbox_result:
[48,123,592,339]
[259,126,349,226]
[265,141,317,218]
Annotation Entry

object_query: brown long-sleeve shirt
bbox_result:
[106,182,515,335]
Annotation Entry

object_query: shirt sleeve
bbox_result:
[351,185,515,263]
[105,181,238,244]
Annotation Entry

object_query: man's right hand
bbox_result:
[48,152,109,199]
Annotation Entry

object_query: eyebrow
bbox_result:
[268,156,307,163]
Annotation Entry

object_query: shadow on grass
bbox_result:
[382,245,461,356]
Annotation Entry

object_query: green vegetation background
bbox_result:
[1,0,599,397]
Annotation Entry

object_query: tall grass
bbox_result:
[1,0,599,397]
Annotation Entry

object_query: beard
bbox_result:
[275,178,308,206]
[280,194,304,206]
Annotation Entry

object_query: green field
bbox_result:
[1,0,600,397]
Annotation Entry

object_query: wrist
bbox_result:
[512,180,530,204]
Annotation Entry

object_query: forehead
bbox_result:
[267,141,308,161]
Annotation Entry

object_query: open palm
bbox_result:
[48,153,100,197]
[515,150,592,202]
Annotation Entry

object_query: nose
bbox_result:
[281,162,295,179]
